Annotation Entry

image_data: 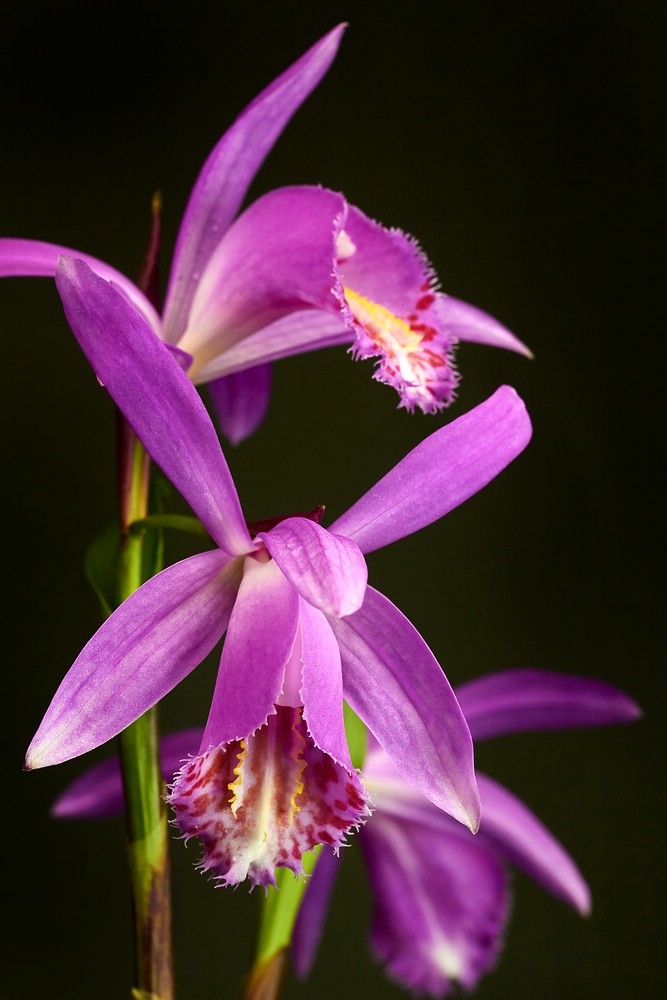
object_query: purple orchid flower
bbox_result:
[51,669,640,991]
[24,256,532,887]
[0,26,530,444]
[291,669,641,997]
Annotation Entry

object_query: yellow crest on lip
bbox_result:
[343,286,449,415]
[344,287,423,361]
[227,739,248,817]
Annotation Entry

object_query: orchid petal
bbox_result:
[178,186,346,377]
[330,586,480,831]
[456,668,642,742]
[440,294,533,357]
[51,728,203,820]
[193,311,350,383]
[199,557,299,749]
[362,739,460,830]
[360,811,508,995]
[292,846,342,979]
[258,517,367,618]
[363,741,591,914]
[206,364,272,445]
[163,24,346,342]
[299,598,352,768]
[476,773,591,914]
[55,257,253,556]
[0,237,161,332]
[338,207,530,359]
[338,205,443,317]
[328,385,532,554]
[26,551,240,769]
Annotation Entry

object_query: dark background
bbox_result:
[1,1,664,998]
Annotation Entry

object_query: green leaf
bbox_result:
[84,519,122,618]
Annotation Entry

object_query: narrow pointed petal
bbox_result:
[330,586,480,830]
[0,237,161,331]
[292,846,341,978]
[299,598,352,768]
[51,728,203,820]
[258,517,367,618]
[26,551,240,769]
[163,24,346,342]
[206,364,272,445]
[476,773,591,914]
[178,187,346,377]
[193,311,350,383]
[328,385,532,554]
[168,705,368,888]
[55,257,253,556]
[440,294,533,357]
[360,812,508,996]
[200,558,299,750]
[456,668,642,742]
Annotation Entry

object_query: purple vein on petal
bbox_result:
[26,551,240,769]
[328,385,532,554]
[258,517,367,618]
[331,587,480,831]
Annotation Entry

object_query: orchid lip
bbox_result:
[167,705,370,889]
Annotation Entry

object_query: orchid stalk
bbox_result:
[112,201,174,999]
[243,704,368,999]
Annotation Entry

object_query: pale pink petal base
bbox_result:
[167,705,369,889]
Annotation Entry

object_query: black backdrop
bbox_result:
[1,2,664,998]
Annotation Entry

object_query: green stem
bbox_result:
[116,414,174,1000]
[244,851,321,1000]
[243,704,368,1000]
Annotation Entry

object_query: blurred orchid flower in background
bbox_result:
[0,24,530,444]
[51,670,640,990]
[291,669,641,996]
[24,257,532,887]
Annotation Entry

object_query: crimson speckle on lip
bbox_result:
[167,705,370,889]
